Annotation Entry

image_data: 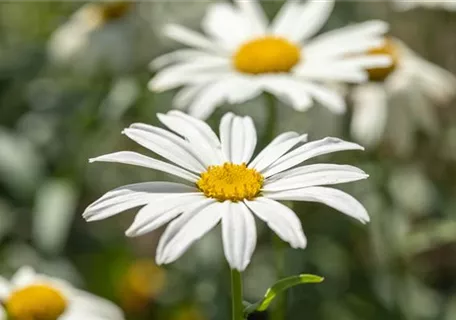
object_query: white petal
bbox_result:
[11,266,37,288]
[265,187,370,223]
[289,0,335,42]
[250,134,308,172]
[350,83,388,147]
[219,113,257,164]
[295,62,368,83]
[123,124,206,173]
[202,3,251,50]
[89,151,199,182]
[67,289,124,320]
[157,113,223,165]
[263,137,364,177]
[298,82,346,114]
[156,200,221,265]
[263,164,368,191]
[187,80,230,120]
[240,117,257,163]
[83,182,197,222]
[305,20,389,58]
[167,110,221,147]
[260,76,314,111]
[248,132,301,168]
[163,24,225,54]
[125,194,208,237]
[245,198,306,249]
[235,0,268,36]
[0,277,10,300]
[172,83,207,110]
[221,201,257,271]
[150,49,214,70]
[270,0,302,38]
[148,59,229,92]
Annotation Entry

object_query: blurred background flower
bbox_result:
[1,1,456,320]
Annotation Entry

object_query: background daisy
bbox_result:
[0,266,124,320]
[149,0,392,119]
[349,37,456,156]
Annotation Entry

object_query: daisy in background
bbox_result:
[390,0,456,11]
[0,266,124,320]
[149,0,392,119]
[83,111,369,271]
[48,2,152,76]
[349,37,456,156]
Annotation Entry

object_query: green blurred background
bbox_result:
[1,1,456,319]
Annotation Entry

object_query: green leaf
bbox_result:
[244,274,324,316]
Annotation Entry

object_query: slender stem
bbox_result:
[231,269,244,320]
[263,92,278,146]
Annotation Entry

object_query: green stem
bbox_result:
[263,92,278,146]
[231,269,244,320]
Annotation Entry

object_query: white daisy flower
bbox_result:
[48,2,150,76]
[0,266,124,320]
[391,0,456,11]
[83,111,369,271]
[148,0,392,119]
[350,37,456,155]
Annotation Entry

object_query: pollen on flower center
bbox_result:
[6,284,67,320]
[197,163,264,202]
[366,38,399,82]
[233,37,301,75]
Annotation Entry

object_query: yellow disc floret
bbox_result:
[6,284,67,320]
[197,163,264,202]
[366,38,399,82]
[233,37,301,74]
[85,2,133,28]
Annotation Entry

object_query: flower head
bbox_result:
[84,111,369,271]
[0,266,124,320]
[350,37,456,154]
[149,0,391,119]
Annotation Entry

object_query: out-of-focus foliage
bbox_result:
[1,1,456,320]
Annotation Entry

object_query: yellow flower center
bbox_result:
[85,2,133,27]
[6,284,67,320]
[233,37,301,74]
[197,163,264,202]
[366,38,399,82]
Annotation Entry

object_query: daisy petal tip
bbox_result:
[88,158,95,163]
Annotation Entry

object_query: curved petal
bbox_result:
[148,59,229,92]
[235,0,268,36]
[219,113,257,164]
[263,164,368,191]
[262,137,364,178]
[150,49,214,70]
[350,83,388,147]
[123,124,206,173]
[250,134,308,172]
[244,198,306,249]
[298,82,346,114]
[163,24,225,54]
[66,289,124,320]
[126,194,208,237]
[156,200,221,265]
[173,83,209,110]
[187,80,230,120]
[305,20,389,59]
[202,3,252,50]
[11,266,37,288]
[89,151,199,182]
[265,186,370,223]
[248,132,301,167]
[83,182,197,222]
[221,201,257,271]
[289,0,335,42]
[157,113,223,166]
